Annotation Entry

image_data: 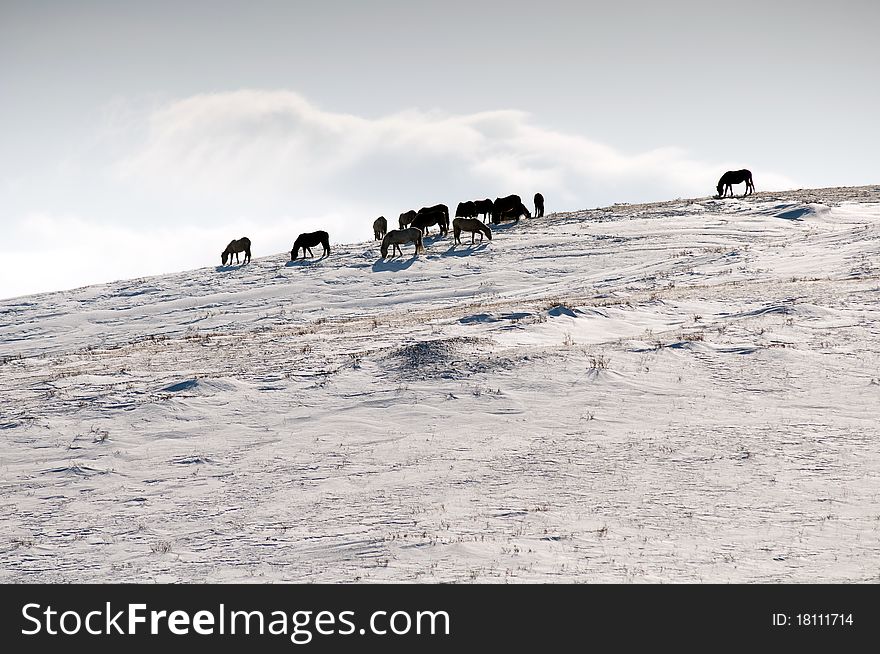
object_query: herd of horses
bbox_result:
[221,171,755,266]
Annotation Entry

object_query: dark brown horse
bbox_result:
[453,218,492,244]
[373,216,388,240]
[412,209,448,236]
[221,237,251,265]
[455,201,478,220]
[291,231,330,260]
[474,198,493,222]
[716,170,755,198]
[534,192,545,217]
[418,203,450,232]
[492,195,531,223]
[399,210,418,229]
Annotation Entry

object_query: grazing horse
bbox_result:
[221,237,251,265]
[399,210,418,229]
[381,228,425,258]
[534,192,545,217]
[474,198,494,221]
[453,218,492,245]
[716,169,755,198]
[501,202,531,221]
[373,216,388,240]
[418,203,450,231]
[455,201,478,220]
[492,195,531,223]
[412,209,448,236]
[291,230,330,260]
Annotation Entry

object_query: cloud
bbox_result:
[116,89,796,212]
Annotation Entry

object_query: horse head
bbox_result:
[221,251,229,266]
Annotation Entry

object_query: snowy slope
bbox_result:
[2,185,879,582]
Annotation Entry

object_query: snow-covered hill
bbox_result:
[2,185,879,582]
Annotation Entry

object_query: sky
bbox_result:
[1,0,878,299]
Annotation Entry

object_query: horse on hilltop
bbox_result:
[222,237,251,266]
[399,210,418,229]
[492,195,531,223]
[455,201,478,220]
[534,192,545,217]
[381,228,425,258]
[418,204,450,231]
[291,231,330,260]
[474,199,494,222]
[373,216,388,240]
[412,208,449,236]
[716,170,755,198]
[453,218,492,245]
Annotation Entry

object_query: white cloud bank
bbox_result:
[3,89,797,299]
[117,90,796,208]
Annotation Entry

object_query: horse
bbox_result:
[411,209,448,236]
[455,201,478,220]
[418,204,450,230]
[399,210,418,229]
[474,198,494,222]
[373,216,388,241]
[492,195,531,223]
[221,237,251,266]
[534,192,545,217]
[381,228,425,258]
[453,218,492,245]
[501,202,531,221]
[291,230,330,260]
[716,169,755,198]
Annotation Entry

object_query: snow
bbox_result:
[2,185,879,582]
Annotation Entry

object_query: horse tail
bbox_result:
[453,224,461,243]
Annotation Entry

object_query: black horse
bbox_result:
[492,195,531,223]
[412,209,448,236]
[455,201,478,219]
[222,237,251,265]
[373,216,387,241]
[716,170,755,198]
[417,204,450,234]
[534,192,544,217]
[474,198,494,221]
[291,231,330,260]
[399,210,418,229]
